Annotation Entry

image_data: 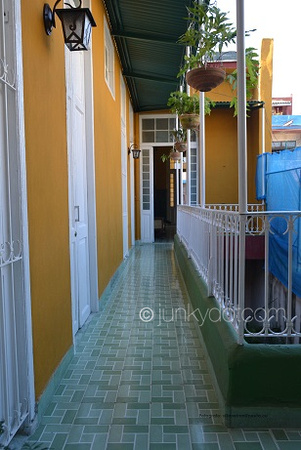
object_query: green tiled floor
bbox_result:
[19,244,301,449]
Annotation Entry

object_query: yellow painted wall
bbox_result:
[205,107,261,205]
[21,0,134,398]
[259,39,274,153]
[92,3,129,296]
[208,69,238,104]
[205,108,238,204]
[21,0,72,397]
[199,41,271,205]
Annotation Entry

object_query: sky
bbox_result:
[218,0,301,114]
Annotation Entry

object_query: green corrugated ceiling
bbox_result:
[102,0,192,112]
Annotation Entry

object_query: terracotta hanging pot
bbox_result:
[179,114,200,130]
[174,141,187,153]
[186,66,226,92]
[170,151,181,160]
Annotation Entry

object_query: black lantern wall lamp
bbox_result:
[43,0,96,51]
[128,144,141,160]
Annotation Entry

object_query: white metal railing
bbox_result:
[204,203,265,212]
[177,205,301,344]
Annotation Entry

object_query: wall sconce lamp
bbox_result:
[128,144,141,160]
[43,0,96,51]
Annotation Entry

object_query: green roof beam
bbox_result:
[123,71,178,84]
[112,30,179,45]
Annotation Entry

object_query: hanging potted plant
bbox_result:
[170,149,181,160]
[160,149,181,162]
[170,128,187,152]
[167,91,214,129]
[167,91,200,129]
[178,0,236,92]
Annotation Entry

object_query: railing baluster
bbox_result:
[237,216,246,344]
[234,216,238,317]
[287,215,294,338]
[264,216,270,336]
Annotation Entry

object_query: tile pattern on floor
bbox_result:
[22,244,301,449]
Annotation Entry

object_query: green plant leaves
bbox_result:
[178,0,236,75]
[226,47,259,116]
[167,91,214,116]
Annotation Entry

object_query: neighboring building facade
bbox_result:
[272,114,301,151]
[272,96,293,115]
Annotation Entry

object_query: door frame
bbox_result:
[140,144,177,243]
[139,114,179,243]
[120,75,129,258]
[65,40,98,338]
[129,102,135,246]
[83,48,98,314]
[15,0,36,429]
[140,145,154,243]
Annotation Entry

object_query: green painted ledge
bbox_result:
[174,234,301,428]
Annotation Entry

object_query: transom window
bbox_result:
[141,117,176,143]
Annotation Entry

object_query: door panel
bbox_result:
[66,51,91,333]
[140,148,154,243]
[77,235,90,325]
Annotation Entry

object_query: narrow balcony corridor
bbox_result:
[23,244,301,450]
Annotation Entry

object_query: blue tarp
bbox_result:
[256,148,301,297]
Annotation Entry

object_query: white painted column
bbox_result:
[236,0,247,344]
[236,0,247,214]
[186,129,191,206]
[261,105,265,154]
[176,160,180,206]
[199,92,206,207]
[176,113,184,205]
[186,47,191,206]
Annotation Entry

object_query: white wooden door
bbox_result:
[66,51,91,334]
[121,77,128,258]
[0,0,34,445]
[140,147,154,243]
[129,102,135,245]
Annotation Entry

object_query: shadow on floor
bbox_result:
[155,223,176,243]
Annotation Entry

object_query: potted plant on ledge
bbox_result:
[178,0,236,92]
